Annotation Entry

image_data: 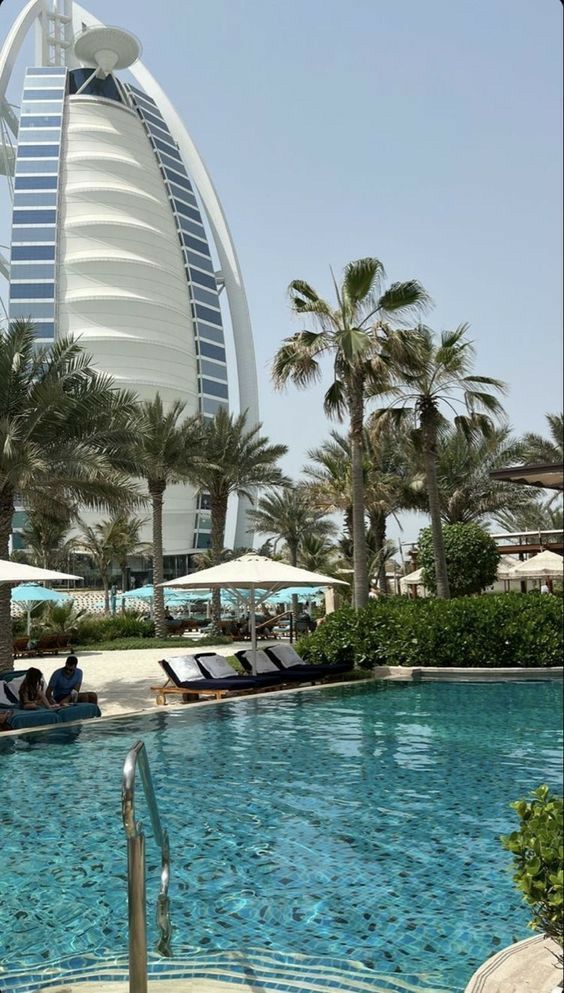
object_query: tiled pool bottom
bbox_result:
[0,681,562,993]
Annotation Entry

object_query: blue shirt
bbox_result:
[49,667,82,700]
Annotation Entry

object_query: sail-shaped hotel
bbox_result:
[0,1,259,569]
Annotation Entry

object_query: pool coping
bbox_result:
[464,933,563,992]
[1,667,561,739]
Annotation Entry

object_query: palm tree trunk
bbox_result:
[0,491,15,670]
[103,579,110,614]
[348,386,369,608]
[289,543,300,636]
[370,510,388,595]
[422,414,450,599]
[210,497,227,635]
[150,484,166,638]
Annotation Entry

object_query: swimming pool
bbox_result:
[0,680,562,993]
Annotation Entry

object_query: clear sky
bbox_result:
[1,0,562,545]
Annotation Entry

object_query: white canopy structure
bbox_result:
[399,568,428,595]
[0,559,80,583]
[162,554,348,670]
[512,550,564,580]
[496,556,521,580]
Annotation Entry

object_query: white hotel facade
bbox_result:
[0,1,259,575]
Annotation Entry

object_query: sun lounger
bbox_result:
[263,644,352,678]
[152,654,268,705]
[234,647,348,684]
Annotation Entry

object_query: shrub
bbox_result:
[419,522,500,596]
[296,593,563,668]
[74,612,155,644]
[501,785,564,947]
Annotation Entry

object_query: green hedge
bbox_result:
[296,593,563,668]
[74,613,155,644]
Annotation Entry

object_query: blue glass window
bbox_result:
[195,533,212,549]
[11,227,56,242]
[15,159,59,174]
[176,201,202,222]
[68,68,122,102]
[10,264,55,280]
[23,89,65,100]
[201,379,228,399]
[32,322,55,338]
[198,340,226,362]
[152,137,182,160]
[14,192,57,207]
[27,67,66,75]
[20,115,62,128]
[21,102,64,115]
[129,85,156,105]
[146,121,176,146]
[18,129,61,142]
[200,358,227,379]
[201,396,228,416]
[178,216,205,239]
[13,210,57,224]
[9,301,54,318]
[182,234,210,257]
[18,145,60,157]
[163,168,194,193]
[192,285,220,308]
[140,108,167,131]
[11,244,55,260]
[169,186,198,212]
[190,267,217,290]
[10,282,55,299]
[15,175,58,189]
[196,324,225,345]
[195,303,222,326]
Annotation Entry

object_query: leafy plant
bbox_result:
[501,786,564,947]
[297,594,563,668]
[419,522,500,597]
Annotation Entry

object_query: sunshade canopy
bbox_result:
[401,567,426,587]
[11,584,70,603]
[162,554,348,591]
[512,550,564,579]
[490,463,564,492]
[0,558,80,583]
[496,556,521,580]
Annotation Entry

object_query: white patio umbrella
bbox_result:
[399,567,427,594]
[496,556,522,582]
[162,554,348,672]
[0,559,80,583]
[512,550,564,581]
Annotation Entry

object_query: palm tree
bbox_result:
[248,486,333,568]
[494,497,564,534]
[76,516,126,613]
[272,257,429,607]
[521,412,563,464]
[0,320,138,668]
[432,425,530,526]
[109,512,151,592]
[21,506,76,571]
[374,325,506,598]
[298,531,339,574]
[305,425,417,593]
[129,396,202,638]
[248,485,335,628]
[188,408,288,631]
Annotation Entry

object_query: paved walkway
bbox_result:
[14,642,266,718]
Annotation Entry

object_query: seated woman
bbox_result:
[19,667,59,711]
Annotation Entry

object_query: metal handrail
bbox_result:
[122,740,172,993]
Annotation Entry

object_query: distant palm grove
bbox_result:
[1,256,562,668]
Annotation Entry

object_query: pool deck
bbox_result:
[464,934,562,992]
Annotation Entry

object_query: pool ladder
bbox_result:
[122,740,172,993]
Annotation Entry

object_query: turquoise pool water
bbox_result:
[0,680,562,992]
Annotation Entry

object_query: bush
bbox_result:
[419,522,500,596]
[296,593,563,668]
[501,785,564,947]
[74,612,155,644]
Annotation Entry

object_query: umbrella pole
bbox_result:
[250,587,257,675]
[27,607,31,637]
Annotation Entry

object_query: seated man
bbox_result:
[46,655,98,707]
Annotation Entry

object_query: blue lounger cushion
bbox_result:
[0,671,101,730]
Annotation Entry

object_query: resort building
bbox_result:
[0,1,259,576]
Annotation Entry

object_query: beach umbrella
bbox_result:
[11,583,70,635]
[496,556,521,580]
[0,559,80,583]
[512,550,564,581]
[162,554,348,671]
